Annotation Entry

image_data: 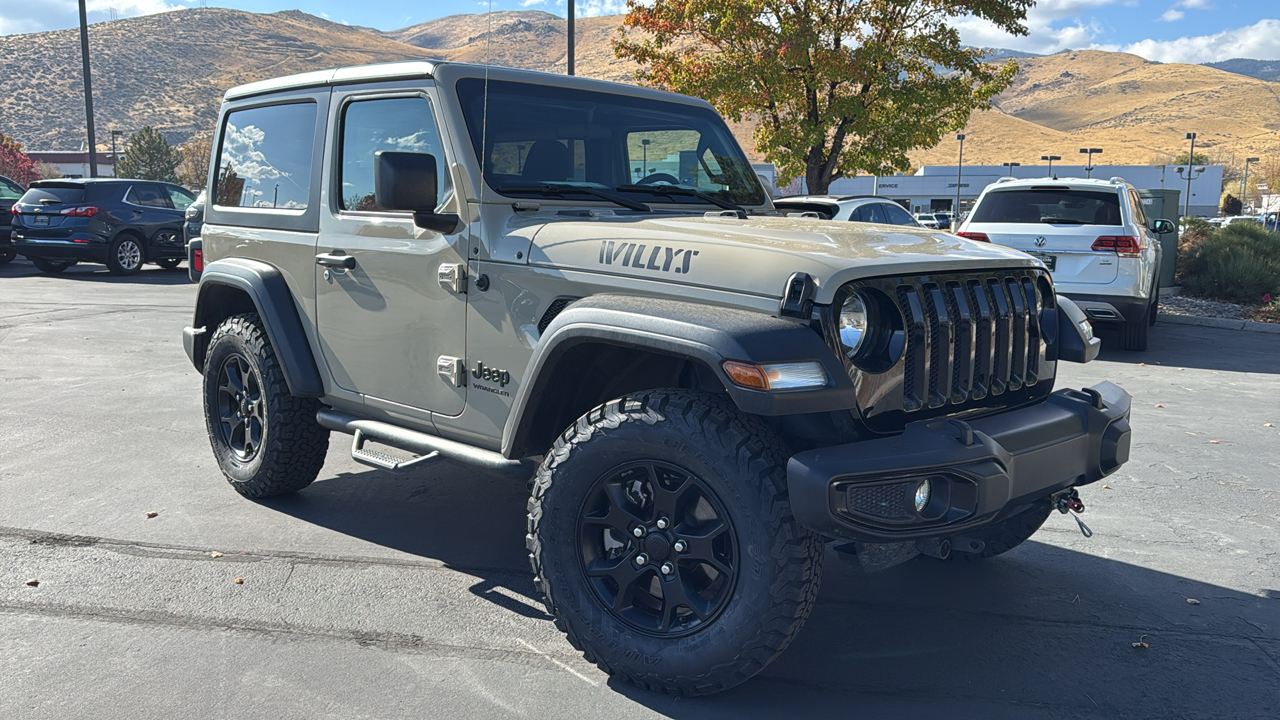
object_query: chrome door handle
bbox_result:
[315,252,355,269]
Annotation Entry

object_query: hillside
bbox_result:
[2,8,1279,175]
[1204,58,1280,83]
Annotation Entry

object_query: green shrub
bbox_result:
[1179,223,1280,305]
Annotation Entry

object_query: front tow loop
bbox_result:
[1053,488,1093,538]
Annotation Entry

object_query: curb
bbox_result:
[1158,313,1280,334]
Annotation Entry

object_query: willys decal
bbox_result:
[598,241,699,274]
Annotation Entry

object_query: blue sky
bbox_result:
[3,0,1277,64]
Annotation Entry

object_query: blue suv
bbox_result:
[11,179,195,275]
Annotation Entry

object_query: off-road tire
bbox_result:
[31,257,73,274]
[155,257,182,270]
[106,234,144,275]
[947,499,1053,563]
[527,389,823,695]
[202,312,329,497]
[0,248,15,264]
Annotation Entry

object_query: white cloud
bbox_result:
[519,0,547,6]
[1159,8,1184,22]
[954,0,1120,54]
[1,0,189,35]
[1180,0,1212,8]
[1119,19,1280,63]
[575,0,627,17]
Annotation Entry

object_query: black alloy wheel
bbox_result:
[214,353,267,461]
[579,460,737,637]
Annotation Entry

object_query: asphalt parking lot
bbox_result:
[1,257,1277,719]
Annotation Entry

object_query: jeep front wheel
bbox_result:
[527,390,823,695]
[202,312,329,497]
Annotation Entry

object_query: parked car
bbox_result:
[774,195,920,226]
[10,179,195,275]
[0,175,23,263]
[955,176,1173,350]
[915,212,944,229]
[183,189,206,245]
[182,61,1130,696]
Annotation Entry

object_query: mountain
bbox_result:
[1203,58,1280,83]
[2,8,1277,175]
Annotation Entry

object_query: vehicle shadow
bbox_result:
[261,462,1279,717]
[0,258,190,285]
[1097,320,1280,374]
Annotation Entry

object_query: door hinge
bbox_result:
[437,356,465,387]
[438,263,467,294]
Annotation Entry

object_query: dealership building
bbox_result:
[773,163,1225,218]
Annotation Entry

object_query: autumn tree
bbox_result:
[615,0,1033,194]
[1173,152,1211,166]
[115,126,182,183]
[0,133,40,186]
[177,131,213,191]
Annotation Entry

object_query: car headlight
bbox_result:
[838,292,870,358]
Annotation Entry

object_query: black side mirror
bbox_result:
[374,151,461,234]
[1151,218,1176,234]
[1055,297,1101,363]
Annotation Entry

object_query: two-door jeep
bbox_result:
[183,61,1131,695]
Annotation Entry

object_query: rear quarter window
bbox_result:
[775,201,836,219]
[972,188,1123,225]
[20,186,86,205]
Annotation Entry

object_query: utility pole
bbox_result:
[954,134,965,216]
[110,130,123,177]
[78,0,99,178]
[565,0,576,75]
[1078,147,1103,179]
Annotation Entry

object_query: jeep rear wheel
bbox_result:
[202,312,329,497]
[527,390,822,695]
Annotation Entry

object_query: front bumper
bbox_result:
[788,381,1131,542]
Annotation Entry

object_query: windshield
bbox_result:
[0,178,23,201]
[972,188,1123,225]
[456,78,765,207]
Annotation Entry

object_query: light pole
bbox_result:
[566,0,575,76]
[954,134,965,216]
[1078,147,1103,178]
[642,138,650,175]
[1242,156,1259,214]
[273,183,279,209]
[1181,132,1197,220]
[1002,162,1020,177]
[78,0,99,177]
[110,130,123,176]
[1040,155,1061,177]
[1176,165,1205,221]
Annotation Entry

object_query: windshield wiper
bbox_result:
[615,184,746,214]
[495,182,650,212]
[1039,217,1086,224]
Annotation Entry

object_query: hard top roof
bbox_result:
[223,61,713,110]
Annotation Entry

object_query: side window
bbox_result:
[215,102,316,209]
[166,186,195,211]
[126,183,172,208]
[1128,189,1148,226]
[861,203,888,224]
[882,203,917,226]
[339,96,449,212]
[849,206,867,222]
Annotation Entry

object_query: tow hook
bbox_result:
[1053,488,1093,538]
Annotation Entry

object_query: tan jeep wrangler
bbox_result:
[183,61,1131,695]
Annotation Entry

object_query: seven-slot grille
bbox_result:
[895,272,1045,413]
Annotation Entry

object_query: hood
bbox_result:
[525,213,1039,304]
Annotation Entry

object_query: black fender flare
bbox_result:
[500,294,857,458]
[187,258,324,397]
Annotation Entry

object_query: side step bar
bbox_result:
[315,408,536,480]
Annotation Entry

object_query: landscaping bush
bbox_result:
[1178,222,1280,305]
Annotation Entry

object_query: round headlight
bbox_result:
[838,292,870,358]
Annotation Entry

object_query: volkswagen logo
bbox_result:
[1034,236,1047,247]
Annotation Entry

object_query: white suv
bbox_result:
[774,195,920,226]
[956,177,1172,351]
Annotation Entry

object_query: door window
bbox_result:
[166,186,195,211]
[1128,189,1148,226]
[858,204,887,223]
[215,102,316,210]
[126,184,173,208]
[339,96,448,212]
[882,203,917,226]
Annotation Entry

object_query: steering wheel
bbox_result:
[636,173,681,186]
